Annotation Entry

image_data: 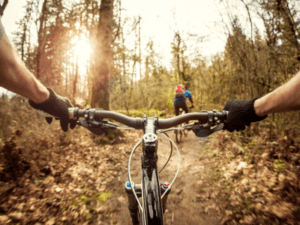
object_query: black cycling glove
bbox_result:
[223,98,267,132]
[29,88,76,132]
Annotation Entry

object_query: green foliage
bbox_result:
[0,95,43,140]
[256,149,263,155]
[101,137,109,145]
[165,89,176,111]
[227,153,235,160]
[116,108,166,118]
[80,195,88,203]
[245,151,253,164]
[107,129,115,140]
[72,200,79,206]
[97,191,112,205]
[274,159,287,173]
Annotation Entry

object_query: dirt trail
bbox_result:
[114,131,226,225]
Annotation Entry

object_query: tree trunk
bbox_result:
[36,0,47,80]
[91,0,114,109]
[279,0,300,60]
[73,56,78,99]
[176,33,181,83]
[0,0,8,16]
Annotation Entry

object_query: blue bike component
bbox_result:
[126,181,132,188]
[161,181,171,213]
[124,181,139,225]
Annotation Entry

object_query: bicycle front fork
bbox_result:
[125,182,141,225]
[161,181,171,213]
[124,181,172,224]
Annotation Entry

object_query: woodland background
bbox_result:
[1,0,300,224]
[3,0,300,117]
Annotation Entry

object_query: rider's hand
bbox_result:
[29,88,76,132]
[223,98,267,132]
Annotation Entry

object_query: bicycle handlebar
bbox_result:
[68,108,228,130]
[158,111,227,129]
[70,109,144,129]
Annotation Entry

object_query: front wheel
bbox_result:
[182,126,188,137]
[175,128,182,143]
[141,167,164,224]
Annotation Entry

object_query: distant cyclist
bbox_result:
[173,84,194,116]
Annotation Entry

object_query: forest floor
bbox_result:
[0,128,229,225]
[0,98,300,225]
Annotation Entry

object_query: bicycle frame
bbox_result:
[140,117,164,224]
[126,116,165,224]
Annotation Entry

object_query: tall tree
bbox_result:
[91,0,114,109]
[36,0,48,80]
[13,0,34,62]
[171,31,187,83]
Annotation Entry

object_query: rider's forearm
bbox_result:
[254,71,300,116]
[0,34,49,103]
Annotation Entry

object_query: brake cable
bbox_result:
[157,132,173,174]
[128,138,144,211]
[158,133,181,199]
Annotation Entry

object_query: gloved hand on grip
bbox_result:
[223,98,267,132]
[29,88,76,132]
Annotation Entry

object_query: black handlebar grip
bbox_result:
[157,111,228,129]
[70,108,144,129]
[157,112,206,129]
[94,111,144,129]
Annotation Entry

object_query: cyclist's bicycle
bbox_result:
[175,105,194,143]
[42,108,227,224]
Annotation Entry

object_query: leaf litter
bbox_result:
[0,125,141,224]
[1,98,299,224]
[205,124,300,225]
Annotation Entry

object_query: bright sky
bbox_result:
[2,0,232,62]
[0,0,259,95]
[1,1,27,38]
[0,0,27,96]
[121,0,229,65]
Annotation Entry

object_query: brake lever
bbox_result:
[193,123,225,137]
[77,119,120,136]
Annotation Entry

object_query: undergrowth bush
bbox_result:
[0,94,82,150]
[0,94,140,225]
[211,118,300,224]
[116,108,167,118]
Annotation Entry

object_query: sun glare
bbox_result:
[74,39,92,73]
